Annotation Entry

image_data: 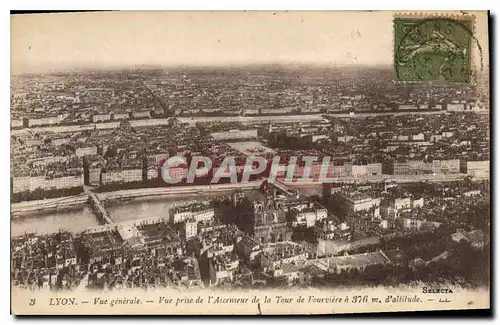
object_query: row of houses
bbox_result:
[11,110,158,129]
[382,159,489,176]
[12,173,84,193]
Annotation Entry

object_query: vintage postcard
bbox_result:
[10,11,490,315]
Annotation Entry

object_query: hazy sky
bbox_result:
[11,11,489,74]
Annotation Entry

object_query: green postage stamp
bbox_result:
[394,15,474,83]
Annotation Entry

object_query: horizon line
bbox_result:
[11,62,395,76]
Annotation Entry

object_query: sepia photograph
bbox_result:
[10,10,491,315]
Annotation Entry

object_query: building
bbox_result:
[309,250,391,274]
[27,115,66,127]
[112,113,130,120]
[146,166,159,180]
[88,167,102,186]
[202,249,240,287]
[76,146,98,158]
[289,202,328,228]
[243,109,260,116]
[210,129,258,141]
[261,108,291,115]
[11,119,23,128]
[351,163,383,177]
[135,218,181,251]
[316,238,352,257]
[402,217,425,231]
[29,156,69,168]
[122,168,143,183]
[101,171,122,185]
[235,235,262,264]
[258,242,308,281]
[259,242,308,273]
[232,183,292,244]
[51,138,71,146]
[132,110,151,119]
[431,159,460,174]
[399,104,418,110]
[461,160,489,178]
[401,217,441,232]
[170,202,214,224]
[316,219,351,241]
[412,133,425,141]
[379,196,424,219]
[208,253,239,286]
[92,114,111,123]
[185,218,198,239]
[11,231,78,288]
[394,197,411,211]
[385,160,430,175]
[12,173,84,193]
[334,190,381,215]
[81,225,125,263]
[172,257,204,289]
[464,190,481,197]
[447,103,466,111]
[101,168,143,185]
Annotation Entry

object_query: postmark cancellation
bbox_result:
[394,13,476,83]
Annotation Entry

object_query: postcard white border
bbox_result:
[4,1,498,324]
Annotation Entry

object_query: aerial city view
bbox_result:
[10,65,490,292]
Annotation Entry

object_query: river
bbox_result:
[11,205,97,237]
[11,191,238,237]
[104,192,233,223]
